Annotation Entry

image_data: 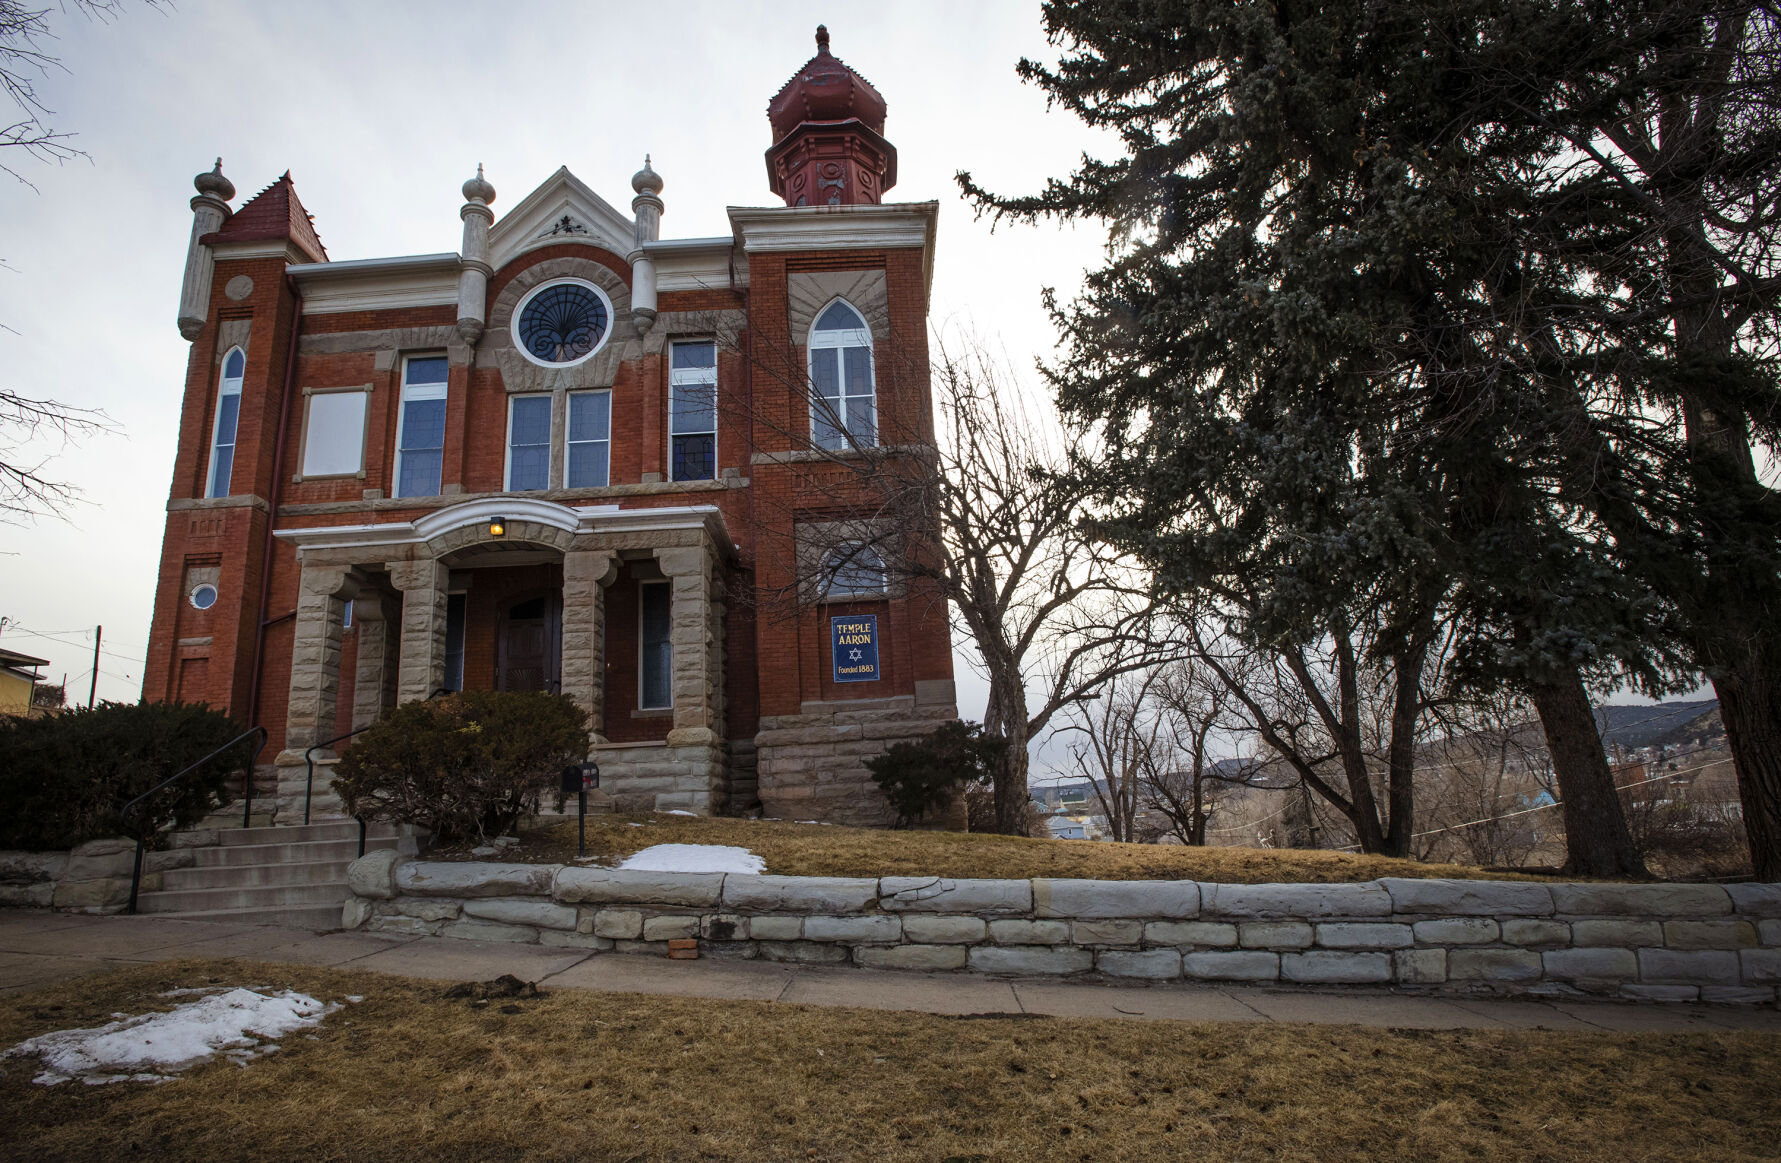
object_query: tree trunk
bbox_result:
[1526,671,1646,877]
[983,671,1032,836]
[1711,663,1781,882]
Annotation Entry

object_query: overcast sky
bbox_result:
[0,0,1116,776]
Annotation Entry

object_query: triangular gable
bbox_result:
[487,166,637,271]
[207,172,328,263]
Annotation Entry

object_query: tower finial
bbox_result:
[816,24,829,52]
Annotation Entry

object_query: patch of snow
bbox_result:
[624,822,646,828]
[663,809,697,817]
[616,844,764,875]
[6,988,339,1085]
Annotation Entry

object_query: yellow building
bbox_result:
[0,648,50,717]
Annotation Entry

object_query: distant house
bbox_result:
[0,648,50,717]
[1046,817,1088,841]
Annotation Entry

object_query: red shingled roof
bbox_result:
[203,171,327,262]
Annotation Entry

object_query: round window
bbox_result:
[189,583,218,610]
[514,278,612,367]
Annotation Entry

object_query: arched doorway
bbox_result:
[496,593,560,692]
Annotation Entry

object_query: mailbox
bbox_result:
[560,765,583,797]
[581,758,600,789]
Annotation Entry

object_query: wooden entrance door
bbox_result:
[496,594,559,693]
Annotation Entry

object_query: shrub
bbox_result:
[866,720,1008,829]
[333,690,588,843]
[0,701,248,850]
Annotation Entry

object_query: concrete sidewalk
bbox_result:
[2,910,1777,1033]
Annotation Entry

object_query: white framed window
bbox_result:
[670,340,717,481]
[822,542,887,598]
[394,355,448,498]
[639,580,673,709]
[506,394,552,491]
[298,387,369,479]
[206,347,246,498]
[566,390,611,488]
[807,300,875,450]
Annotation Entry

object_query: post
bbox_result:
[88,625,101,708]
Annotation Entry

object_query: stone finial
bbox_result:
[632,154,663,197]
[194,157,234,201]
[816,24,829,53]
[461,162,496,205]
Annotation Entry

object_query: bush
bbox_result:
[0,700,248,850]
[866,721,1008,829]
[333,690,588,843]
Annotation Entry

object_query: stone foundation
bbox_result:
[342,856,1781,1004]
[755,695,958,825]
[594,742,727,815]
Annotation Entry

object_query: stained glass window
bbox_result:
[206,347,245,497]
[517,281,609,365]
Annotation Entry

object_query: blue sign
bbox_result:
[831,614,881,683]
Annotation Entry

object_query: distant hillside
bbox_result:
[1593,700,1721,752]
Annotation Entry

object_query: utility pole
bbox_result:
[87,625,101,709]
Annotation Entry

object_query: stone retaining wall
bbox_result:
[0,833,214,913]
[343,855,1781,1004]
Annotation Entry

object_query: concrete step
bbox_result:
[159,859,358,890]
[208,821,404,847]
[136,881,349,914]
[149,904,347,930]
[189,837,404,868]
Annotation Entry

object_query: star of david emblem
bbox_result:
[848,648,863,661]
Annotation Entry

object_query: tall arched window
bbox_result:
[807,300,875,450]
[206,347,245,498]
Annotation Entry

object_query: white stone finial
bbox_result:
[194,157,234,201]
[632,154,663,197]
[462,162,496,205]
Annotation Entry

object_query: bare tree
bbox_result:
[1140,658,1242,845]
[1,1,140,518]
[1059,665,1164,844]
[1412,699,1550,868]
[1180,597,1442,858]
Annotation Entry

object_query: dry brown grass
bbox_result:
[0,958,1776,1162]
[431,813,1549,883]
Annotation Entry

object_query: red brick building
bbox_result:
[143,28,957,825]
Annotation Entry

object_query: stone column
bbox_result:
[561,548,618,740]
[178,160,234,340]
[655,545,718,745]
[283,562,361,755]
[350,592,398,731]
[390,559,451,703]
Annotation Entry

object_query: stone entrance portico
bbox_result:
[272,498,732,819]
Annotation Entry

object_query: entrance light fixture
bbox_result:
[489,517,507,537]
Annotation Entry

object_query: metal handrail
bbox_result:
[304,725,372,827]
[123,726,268,915]
[304,687,456,824]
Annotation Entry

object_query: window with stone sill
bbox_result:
[506,394,552,492]
[670,340,717,482]
[566,390,612,489]
[394,355,448,498]
[807,300,876,451]
[205,347,245,498]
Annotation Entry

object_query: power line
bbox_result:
[2,625,146,665]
